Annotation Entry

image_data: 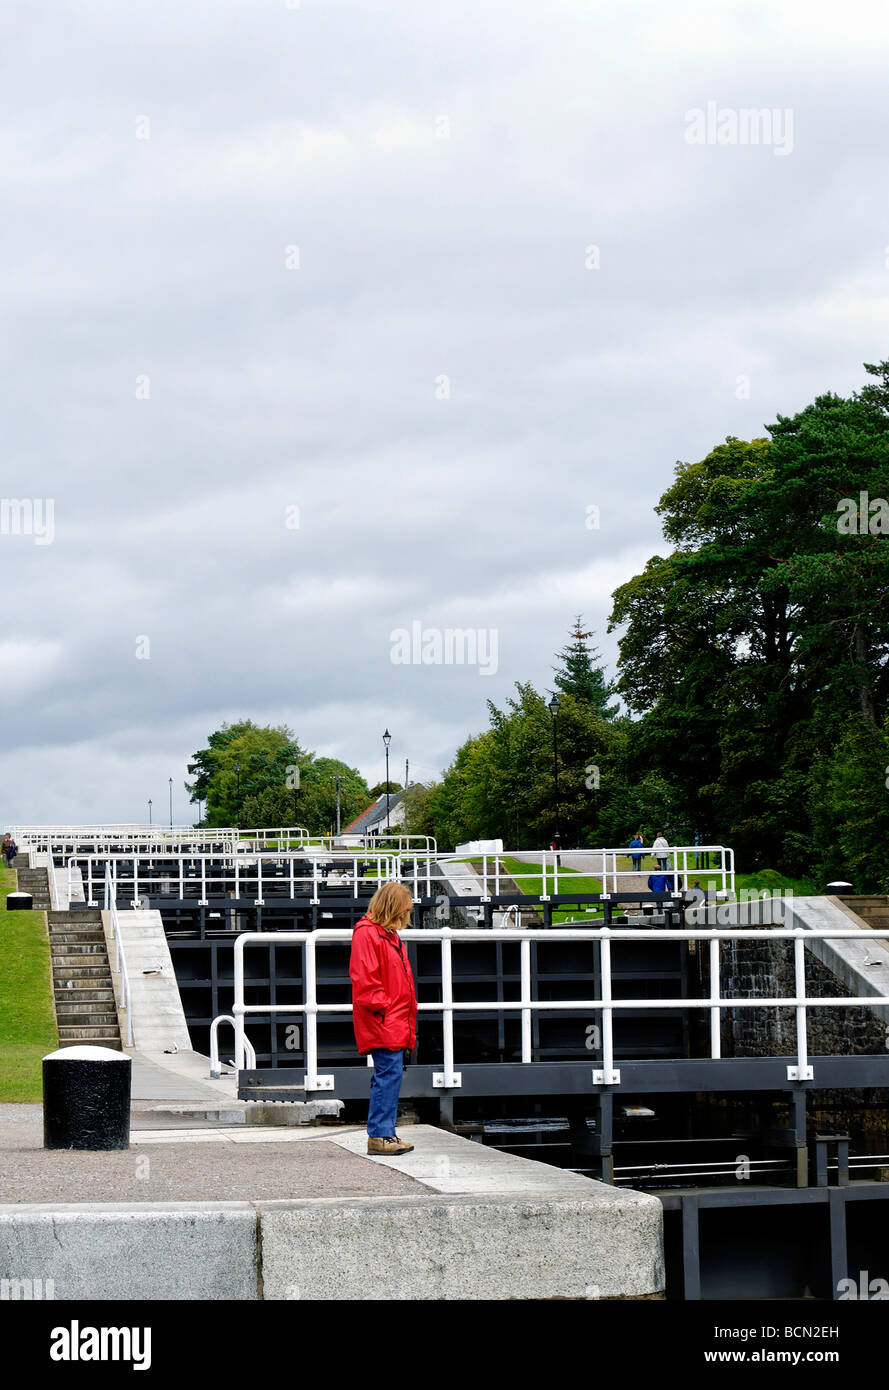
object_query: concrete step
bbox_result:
[48,918,104,930]
[48,932,106,945]
[51,945,108,959]
[53,964,114,981]
[48,923,103,931]
[53,986,116,1003]
[56,1008,119,1025]
[57,1025,122,1041]
[48,911,103,924]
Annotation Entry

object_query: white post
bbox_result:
[520,936,532,1063]
[305,935,318,1086]
[441,928,456,1086]
[233,936,246,1070]
[709,936,721,1058]
[795,934,809,1078]
[600,929,616,1083]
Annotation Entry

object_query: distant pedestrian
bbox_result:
[628,831,644,872]
[652,831,670,872]
[349,881,418,1157]
[2,834,16,867]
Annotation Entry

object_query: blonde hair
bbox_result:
[366,882,413,930]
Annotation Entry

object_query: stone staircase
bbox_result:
[836,895,889,932]
[47,909,122,1048]
[14,863,51,909]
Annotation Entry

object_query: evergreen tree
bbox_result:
[553,616,618,719]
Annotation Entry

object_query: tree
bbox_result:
[186,721,306,826]
[554,616,618,719]
[607,364,889,875]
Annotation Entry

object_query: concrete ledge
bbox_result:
[0,1202,257,1301]
[0,1126,665,1300]
[259,1189,664,1300]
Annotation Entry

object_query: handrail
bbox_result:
[209,1015,256,1078]
[72,843,735,908]
[104,866,134,1047]
[227,923,889,1089]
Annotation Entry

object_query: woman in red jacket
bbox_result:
[349,881,417,1156]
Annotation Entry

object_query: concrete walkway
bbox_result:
[0,1113,665,1299]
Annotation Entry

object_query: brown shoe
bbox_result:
[367,1135,414,1156]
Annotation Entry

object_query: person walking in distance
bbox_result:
[628,830,645,873]
[349,882,418,1156]
[652,831,670,872]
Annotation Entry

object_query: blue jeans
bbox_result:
[631,855,641,871]
[367,1048,404,1137]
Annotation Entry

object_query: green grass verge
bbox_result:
[0,863,57,1101]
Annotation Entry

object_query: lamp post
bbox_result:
[148,799,152,826]
[548,694,561,856]
[169,777,173,832]
[236,758,241,830]
[383,729,392,832]
[335,775,342,836]
[292,747,299,828]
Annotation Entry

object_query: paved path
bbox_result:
[129,1052,235,1104]
[0,1108,422,1203]
[0,1113,607,1205]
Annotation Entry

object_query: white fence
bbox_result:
[58,844,733,908]
[226,923,889,1090]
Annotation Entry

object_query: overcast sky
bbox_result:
[2,0,888,824]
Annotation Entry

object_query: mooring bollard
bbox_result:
[6,891,33,910]
[43,1045,132,1151]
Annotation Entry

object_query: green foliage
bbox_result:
[0,864,57,1101]
[607,361,889,882]
[188,722,369,834]
[553,616,618,719]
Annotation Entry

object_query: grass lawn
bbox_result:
[0,863,57,1101]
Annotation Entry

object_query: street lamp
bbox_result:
[236,758,241,830]
[383,729,392,832]
[148,799,152,826]
[169,777,173,832]
[548,694,561,854]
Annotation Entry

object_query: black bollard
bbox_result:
[43,1046,131,1150]
[6,892,33,910]
[827,880,854,896]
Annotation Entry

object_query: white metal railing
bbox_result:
[226,924,889,1089]
[53,844,734,909]
[103,867,134,1047]
[209,1015,256,1078]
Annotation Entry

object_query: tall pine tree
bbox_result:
[553,617,618,719]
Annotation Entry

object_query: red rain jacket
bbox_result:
[349,915,417,1054]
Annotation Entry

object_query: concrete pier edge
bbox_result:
[0,1125,665,1301]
